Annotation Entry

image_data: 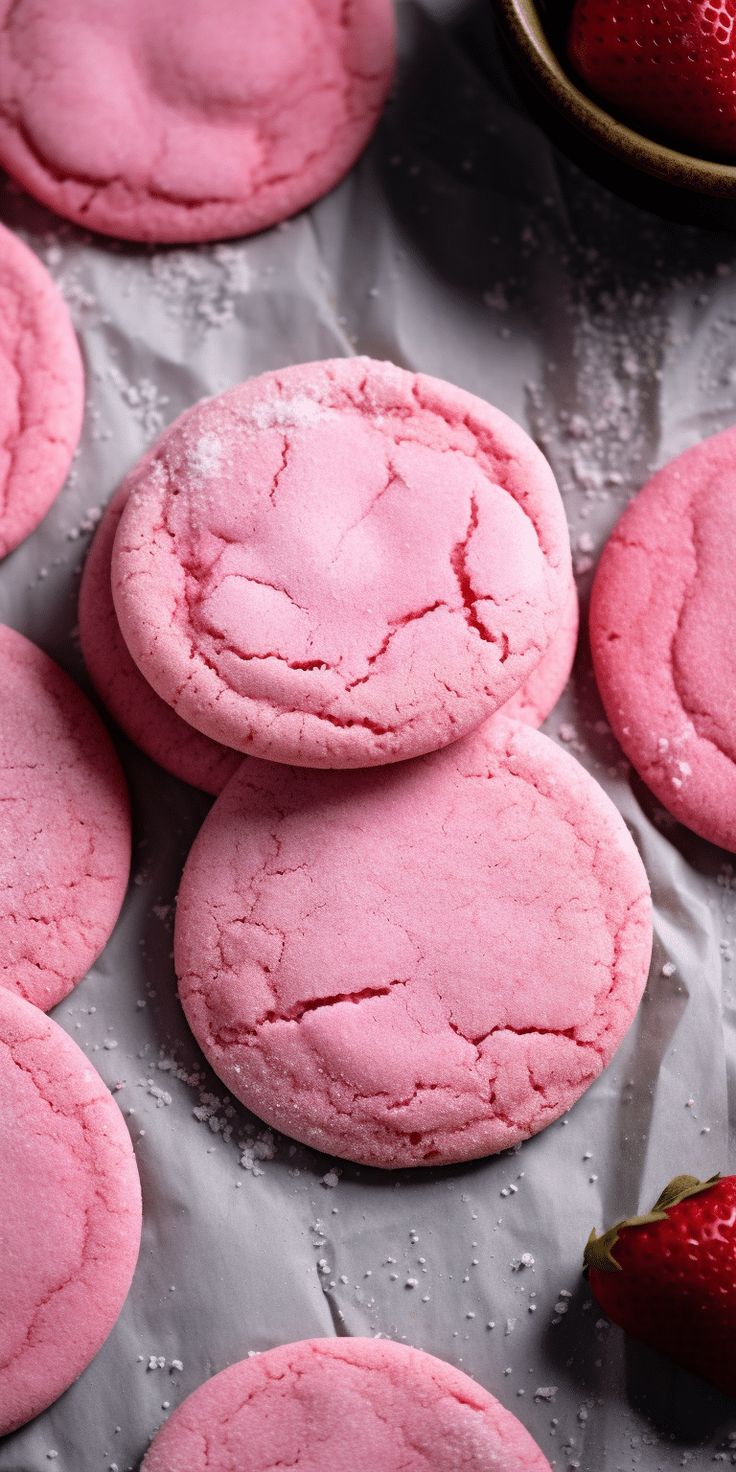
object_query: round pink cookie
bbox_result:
[0,625,131,1010]
[80,485,241,794]
[112,359,572,770]
[176,717,652,1168]
[142,1338,552,1472]
[0,989,141,1435]
[0,0,395,244]
[591,426,736,851]
[81,498,577,794]
[502,576,578,727]
[0,222,83,558]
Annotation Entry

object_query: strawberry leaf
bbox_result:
[651,1174,721,1214]
[583,1173,722,1276]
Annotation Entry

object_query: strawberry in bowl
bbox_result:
[584,1173,736,1395]
[568,1,736,159]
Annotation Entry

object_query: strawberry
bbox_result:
[584,1173,736,1396]
[568,1,736,159]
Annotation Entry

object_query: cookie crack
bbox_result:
[450,492,508,657]
[448,1016,603,1059]
[344,601,449,691]
[0,1040,115,1375]
[329,458,402,564]
[212,977,409,1046]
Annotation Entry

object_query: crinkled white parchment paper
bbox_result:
[1,2,735,1468]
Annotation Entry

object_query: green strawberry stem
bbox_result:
[583,1174,722,1275]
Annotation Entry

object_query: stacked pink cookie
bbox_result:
[81,355,652,1169]
[82,357,578,789]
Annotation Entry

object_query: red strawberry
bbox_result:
[584,1173,736,1396]
[568,1,736,159]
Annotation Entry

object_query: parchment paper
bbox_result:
[1,2,735,1468]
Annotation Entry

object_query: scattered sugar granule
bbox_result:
[146,1082,172,1107]
[107,365,170,439]
[512,1252,535,1271]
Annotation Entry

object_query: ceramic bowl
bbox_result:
[494,0,736,223]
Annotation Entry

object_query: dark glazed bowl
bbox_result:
[494,0,736,224]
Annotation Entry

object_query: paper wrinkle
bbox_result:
[0,1,733,1467]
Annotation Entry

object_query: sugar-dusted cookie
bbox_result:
[82,496,576,793]
[142,1338,552,1472]
[80,485,240,794]
[0,989,141,1434]
[0,222,83,558]
[591,426,736,850]
[0,0,395,242]
[176,717,652,1168]
[112,359,572,770]
[0,626,131,1010]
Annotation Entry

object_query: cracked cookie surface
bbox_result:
[83,498,576,794]
[0,625,131,1010]
[0,222,83,558]
[0,0,395,242]
[80,484,240,794]
[112,358,572,770]
[142,1337,552,1472]
[0,989,141,1435]
[175,716,652,1168]
[591,426,736,851]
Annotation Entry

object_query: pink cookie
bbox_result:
[0,0,395,244]
[142,1338,552,1472]
[176,717,652,1168]
[80,485,241,794]
[591,426,736,851]
[112,358,572,770]
[0,989,141,1435]
[503,575,578,727]
[0,222,83,558]
[0,626,131,1011]
[81,498,577,795]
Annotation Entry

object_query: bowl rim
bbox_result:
[496,0,736,196]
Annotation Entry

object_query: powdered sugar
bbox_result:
[188,432,224,481]
[248,393,331,431]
